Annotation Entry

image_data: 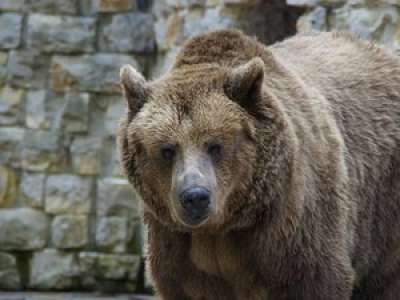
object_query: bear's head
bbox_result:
[118,57,273,232]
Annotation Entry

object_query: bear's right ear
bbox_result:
[224,57,264,112]
[120,65,148,116]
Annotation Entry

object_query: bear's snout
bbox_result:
[179,186,211,225]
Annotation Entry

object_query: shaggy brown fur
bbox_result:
[118,29,400,300]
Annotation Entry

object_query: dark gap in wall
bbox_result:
[137,0,153,12]
[242,0,306,45]
[135,259,148,293]
[15,252,32,289]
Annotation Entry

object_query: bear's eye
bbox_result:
[207,142,223,160]
[160,144,176,162]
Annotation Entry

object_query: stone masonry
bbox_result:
[290,0,400,52]
[0,0,153,292]
[0,0,300,293]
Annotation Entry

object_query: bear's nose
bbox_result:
[180,187,210,218]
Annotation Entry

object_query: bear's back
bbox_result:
[271,32,400,163]
[273,32,400,279]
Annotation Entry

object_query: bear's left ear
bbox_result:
[224,57,264,111]
[120,65,149,116]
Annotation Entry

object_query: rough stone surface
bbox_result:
[0,166,17,208]
[26,0,78,15]
[331,6,399,45]
[77,252,97,289]
[20,173,45,209]
[96,217,129,253]
[103,139,125,177]
[105,100,125,136]
[0,13,23,49]
[87,95,108,130]
[294,0,400,51]
[297,6,328,32]
[100,13,155,53]
[0,208,48,250]
[223,0,257,5]
[7,49,48,88]
[0,127,24,168]
[0,85,25,125]
[287,0,318,5]
[97,177,139,219]
[25,90,52,130]
[27,14,96,53]
[166,0,206,7]
[0,51,8,85]
[91,0,136,13]
[0,253,20,290]
[154,13,184,52]
[25,90,47,129]
[0,0,26,12]
[52,215,88,249]
[151,47,180,78]
[70,136,103,175]
[287,0,345,6]
[78,252,140,292]
[45,175,92,215]
[0,52,7,65]
[156,6,233,51]
[30,249,80,290]
[62,92,90,133]
[21,129,66,172]
[49,54,140,93]
[182,7,238,40]
[79,252,141,281]
[26,90,89,132]
[97,254,141,280]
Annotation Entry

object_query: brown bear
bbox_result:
[118,29,400,300]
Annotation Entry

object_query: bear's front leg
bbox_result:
[375,279,400,300]
[284,255,355,300]
[145,215,234,300]
[146,215,191,300]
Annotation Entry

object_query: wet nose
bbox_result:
[180,187,210,218]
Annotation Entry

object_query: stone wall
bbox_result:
[291,0,400,51]
[0,0,302,293]
[0,0,152,292]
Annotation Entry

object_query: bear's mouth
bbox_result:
[179,208,210,227]
[171,198,213,228]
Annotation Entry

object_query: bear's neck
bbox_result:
[189,230,252,280]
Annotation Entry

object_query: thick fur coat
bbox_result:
[118,30,400,299]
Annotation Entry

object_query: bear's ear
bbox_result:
[120,65,148,116]
[224,57,264,111]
